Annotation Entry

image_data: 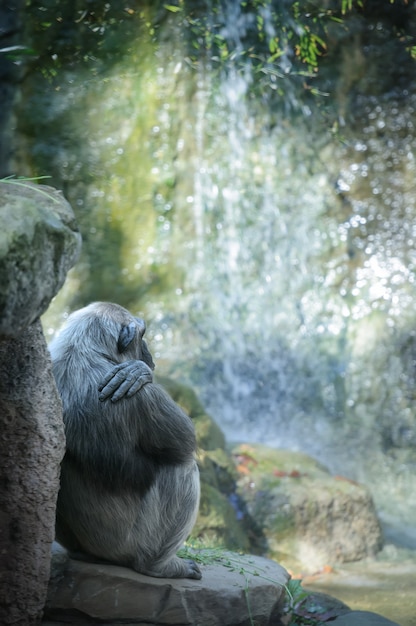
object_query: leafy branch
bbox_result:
[163,0,413,99]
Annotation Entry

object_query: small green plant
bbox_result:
[0,175,59,204]
[179,542,275,626]
[178,541,336,626]
[283,577,343,625]
[284,579,317,625]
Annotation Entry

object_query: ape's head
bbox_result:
[51,301,155,370]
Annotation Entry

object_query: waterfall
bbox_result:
[21,1,416,545]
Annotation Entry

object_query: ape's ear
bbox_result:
[117,322,136,353]
[135,317,146,338]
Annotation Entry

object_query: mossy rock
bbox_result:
[192,482,251,552]
[157,377,257,552]
[198,447,238,493]
[157,375,226,450]
[231,443,383,573]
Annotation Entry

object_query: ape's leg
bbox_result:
[132,463,201,580]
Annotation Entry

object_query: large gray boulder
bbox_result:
[0,180,81,337]
[43,545,290,626]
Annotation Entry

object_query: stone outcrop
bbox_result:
[0,180,81,337]
[43,545,290,626]
[0,321,65,625]
[0,181,80,624]
[232,444,383,573]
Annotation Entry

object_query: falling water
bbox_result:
[20,2,416,546]
[154,5,416,544]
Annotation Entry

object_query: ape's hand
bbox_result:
[98,360,153,402]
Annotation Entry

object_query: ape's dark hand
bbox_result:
[98,360,153,402]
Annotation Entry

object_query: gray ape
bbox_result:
[49,301,201,579]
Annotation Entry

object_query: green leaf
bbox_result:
[164,4,181,12]
[312,33,327,49]
[285,578,310,605]
[269,38,277,53]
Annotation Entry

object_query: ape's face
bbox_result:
[133,320,155,371]
[115,313,155,372]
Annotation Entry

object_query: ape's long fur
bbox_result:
[49,302,201,579]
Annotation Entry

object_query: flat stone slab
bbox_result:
[43,547,290,626]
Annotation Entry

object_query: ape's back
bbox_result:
[49,302,201,579]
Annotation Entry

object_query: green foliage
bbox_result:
[25,0,415,96]
[164,3,182,11]
[159,0,414,98]
[341,0,363,14]
[25,1,157,83]
[284,579,315,625]
[0,45,36,60]
[165,0,334,73]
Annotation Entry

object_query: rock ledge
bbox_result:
[43,546,290,626]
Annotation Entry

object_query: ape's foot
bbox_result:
[139,556,202,580]
[182,558,202,579]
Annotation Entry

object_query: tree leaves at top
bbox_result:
[161,0,416,97]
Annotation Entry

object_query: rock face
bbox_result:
[0,181,81,337]
[43,545,290,626]
[0,322,65,625]
[232,444,383,573]
[0,182,80,624]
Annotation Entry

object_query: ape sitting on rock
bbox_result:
[49,301,201,579]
